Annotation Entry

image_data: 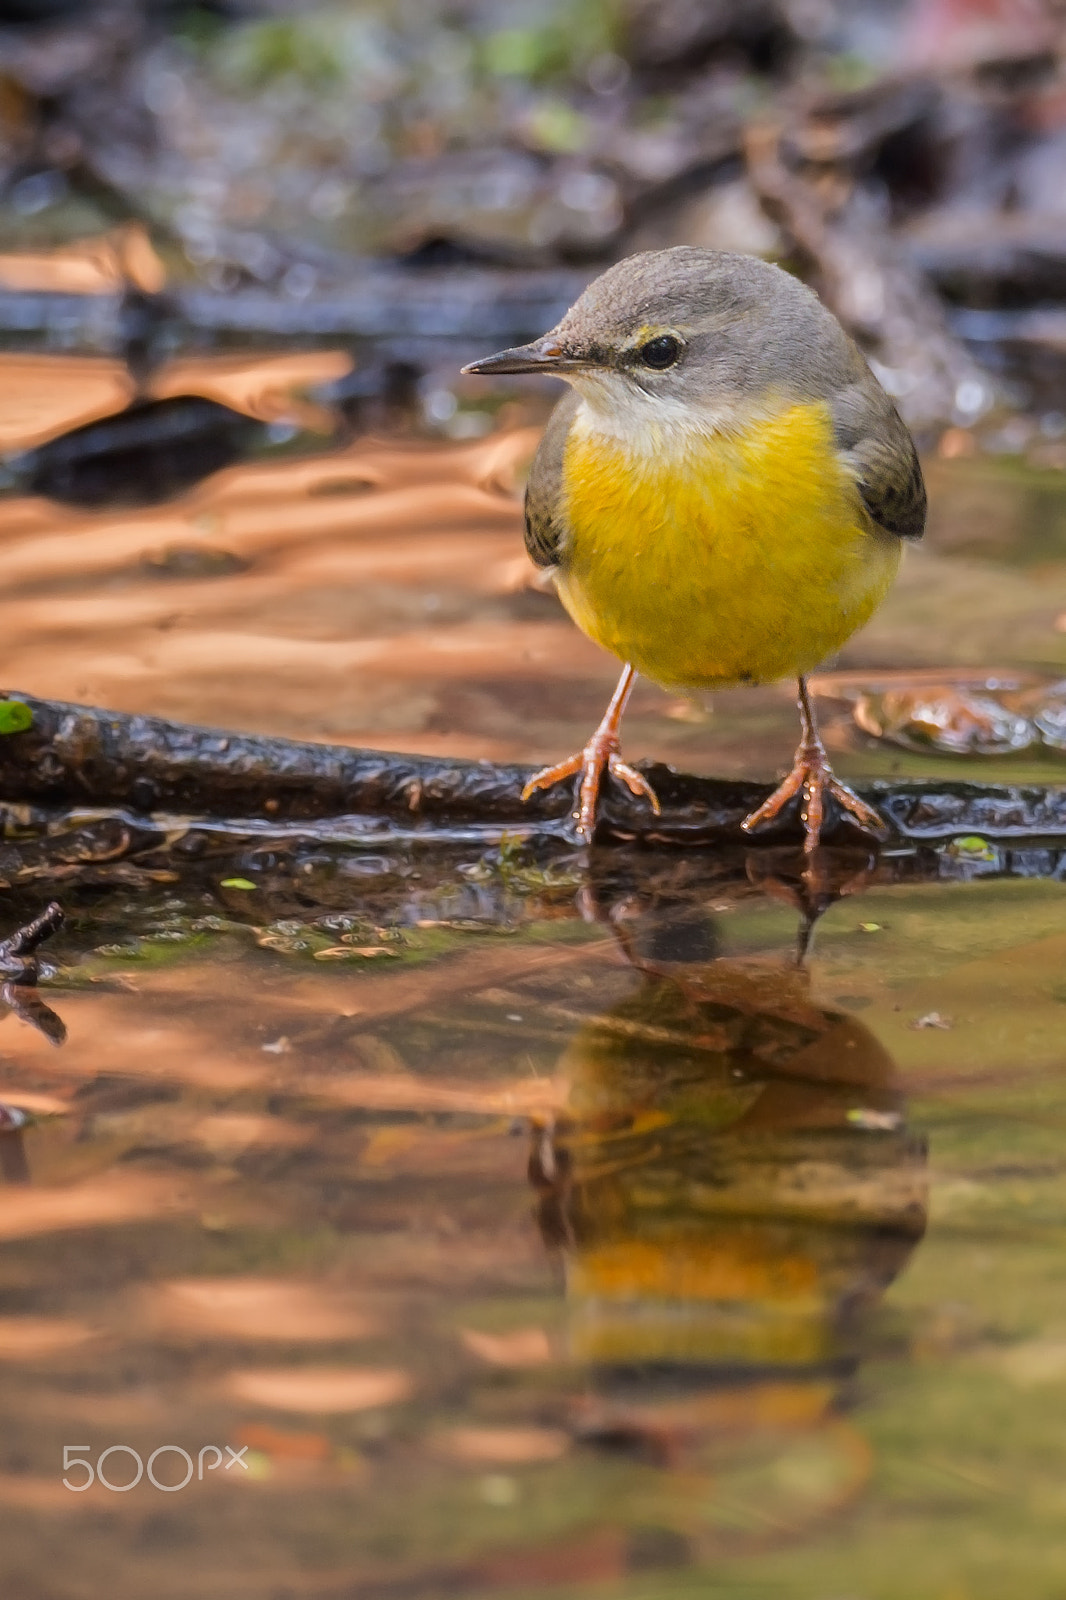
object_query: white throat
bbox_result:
[565,371,759,455]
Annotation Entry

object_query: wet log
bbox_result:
[0,692,1064,849]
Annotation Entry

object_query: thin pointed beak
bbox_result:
[461,338,578,377]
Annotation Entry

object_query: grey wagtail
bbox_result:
[463,247,926,851]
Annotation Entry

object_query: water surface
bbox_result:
[0,343,1064,1599]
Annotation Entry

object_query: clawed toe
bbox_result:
[608,756,661,813]
[521,758,582,803]
[520,744,659,839]
[826,778,885,835]
[740,766,804,836]
[518,666,659,838]
[743,752,886,855]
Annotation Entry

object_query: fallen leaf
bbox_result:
[0,700,32,735]
[150,1278,379,1342]
[435,1426,569,1463]
[0,1317,97,1359]
[846,1108,904,1130]
[235,1423,331,1461]
[855,687,1033,755]
[0,1090,70,1117]
[304,1071,568,1118]
[0,1173,188,1241]
[313,945,397,961]
[225,1366,411,1413]
[946,836,997,863]
[460,1327,553,1366]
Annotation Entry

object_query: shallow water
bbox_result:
[1,346,1066,785]
[2,848,1066,1600]
[0,340,1064,1598]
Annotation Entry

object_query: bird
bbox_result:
[462,247,926,853]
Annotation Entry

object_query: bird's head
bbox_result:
[462,247,842,435]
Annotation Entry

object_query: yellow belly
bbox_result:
[556,400,900,691]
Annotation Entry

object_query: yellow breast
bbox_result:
[556,399,899,691]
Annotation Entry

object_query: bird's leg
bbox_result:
[741,677,886,856]
[521,663,660,839]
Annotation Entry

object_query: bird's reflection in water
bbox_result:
[530,849,927,1552]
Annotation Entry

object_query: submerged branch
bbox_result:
[0,692,1063,848]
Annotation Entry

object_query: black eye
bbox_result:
[640,335,681,370]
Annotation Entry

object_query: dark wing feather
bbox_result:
[831,374,926,542]
[523,388,579,569]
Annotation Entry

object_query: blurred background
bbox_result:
[0,0,1064,436]
[0,0,1062,778]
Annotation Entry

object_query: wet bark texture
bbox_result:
[1,692,1064,846]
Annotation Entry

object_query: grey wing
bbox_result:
[523,388,579,569]
[831,374,927,542]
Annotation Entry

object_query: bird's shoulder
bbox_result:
[523,387,580,569]
[829,369,926,542]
